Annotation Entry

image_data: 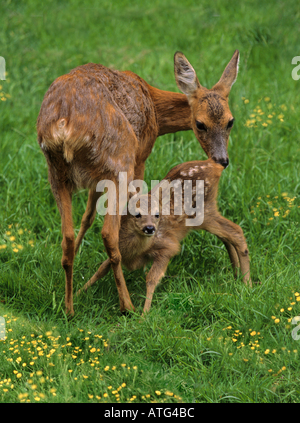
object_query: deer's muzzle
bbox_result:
[142,225,156,236]
[214,157,229,168]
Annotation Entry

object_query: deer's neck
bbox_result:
[147,85,192,136]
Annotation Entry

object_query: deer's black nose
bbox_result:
[214,158,229,168]
[143,225,155,235]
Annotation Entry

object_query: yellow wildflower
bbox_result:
[165,391,174,396]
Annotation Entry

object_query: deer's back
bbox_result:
[37,63,158,188]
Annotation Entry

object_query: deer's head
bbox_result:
[125,194,161,238]
[174,50,239,168]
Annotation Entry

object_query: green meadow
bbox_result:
[0,0,300,403]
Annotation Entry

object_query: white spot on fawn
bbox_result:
[188,167,199,177]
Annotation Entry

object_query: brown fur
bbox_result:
[37,51,239,315]
[78,158,251,314]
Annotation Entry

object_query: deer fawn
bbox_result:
[37,50,239,315]
[77,158,251,314]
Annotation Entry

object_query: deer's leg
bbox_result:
[50,182,75,316]
[75,189,102,255]
[203,215,252,287]
[102,213,135,312]
[76,258,111,296]
[220,239,240,276]
[143,256,171,314]
[99,171,135,312]
[134,162,145,181]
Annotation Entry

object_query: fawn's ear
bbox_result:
[212,50,239,97]
[174,52,201,97]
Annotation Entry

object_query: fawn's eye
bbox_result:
[155,212,159,218]
[227,118,235,129]
[135,212,142,218]
[196,121,207,132]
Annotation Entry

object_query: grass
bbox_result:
[0,0,300,403]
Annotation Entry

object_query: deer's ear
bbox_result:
[174,52,201,97]
[212,50,239,97]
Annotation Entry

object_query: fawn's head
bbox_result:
[127,194,161,237]
[174,50,239,168]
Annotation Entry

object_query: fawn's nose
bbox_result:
[214,157,229,168]
[142,225,156,235]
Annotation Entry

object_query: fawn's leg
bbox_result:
[143,256,171,314]
[203,214,252,286]
[75,189,102,255]
[220,239,240,276]
[76,258,111,296]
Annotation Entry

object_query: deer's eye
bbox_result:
[155,212,159,218]
[227,118,235,129]
[135,212,142,218]
[196,121,207,132]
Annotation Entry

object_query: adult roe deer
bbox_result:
[77,158,251,314]
[37,50,239,315]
